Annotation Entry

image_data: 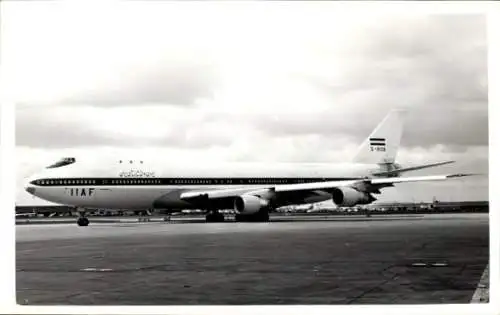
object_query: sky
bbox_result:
[1,2,488,205]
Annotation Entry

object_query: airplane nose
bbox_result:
[25,185,36,195]
[24,176,38,196]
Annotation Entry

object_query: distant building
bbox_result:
[16,205,74,217]
[369,200,488,213]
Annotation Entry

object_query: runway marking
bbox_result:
[410,261,449,268]
[81,268,114,272]
[411,263,428,267]
[430,262,449,267]
[471,264,489,303]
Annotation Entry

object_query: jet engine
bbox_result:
[331,187,376,207]
[233,195,269,215]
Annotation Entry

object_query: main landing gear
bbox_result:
[205,211,225,222]
[235,210,270,222]
[76,209,89,226]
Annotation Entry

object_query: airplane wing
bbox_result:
[179,173,474,203]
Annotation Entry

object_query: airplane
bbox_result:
[24,110,473,226]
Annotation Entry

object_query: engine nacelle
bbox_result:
[233,195,269,215]
[331,187,376,207]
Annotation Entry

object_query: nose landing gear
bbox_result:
[77,217,89,226]
[76,209,89,226]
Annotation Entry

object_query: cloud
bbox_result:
[5,3,488,205]
[279,14,488,149]
[11,12,487,151]
[61,62,218,107]
[15,105,235,149]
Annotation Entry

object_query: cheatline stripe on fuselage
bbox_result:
[30,177,365,187]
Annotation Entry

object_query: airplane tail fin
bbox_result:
[352,109,407,164]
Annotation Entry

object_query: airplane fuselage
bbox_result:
[25,160,381,210]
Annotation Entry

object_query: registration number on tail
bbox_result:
[370,146,386,152]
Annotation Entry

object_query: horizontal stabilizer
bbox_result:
[373,160,456,177]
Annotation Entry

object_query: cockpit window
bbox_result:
[46,157,76,169]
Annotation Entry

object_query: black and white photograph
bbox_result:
[1,1,496,312]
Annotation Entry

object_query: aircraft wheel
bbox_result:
[235,211,269,222]
[205,212,225,223]
[259,211,270,222]
[77,217,89,226]
[234,214,246,222]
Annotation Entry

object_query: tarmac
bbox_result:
[16,213,489,305]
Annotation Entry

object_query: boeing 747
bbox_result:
[24,110,471,226]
